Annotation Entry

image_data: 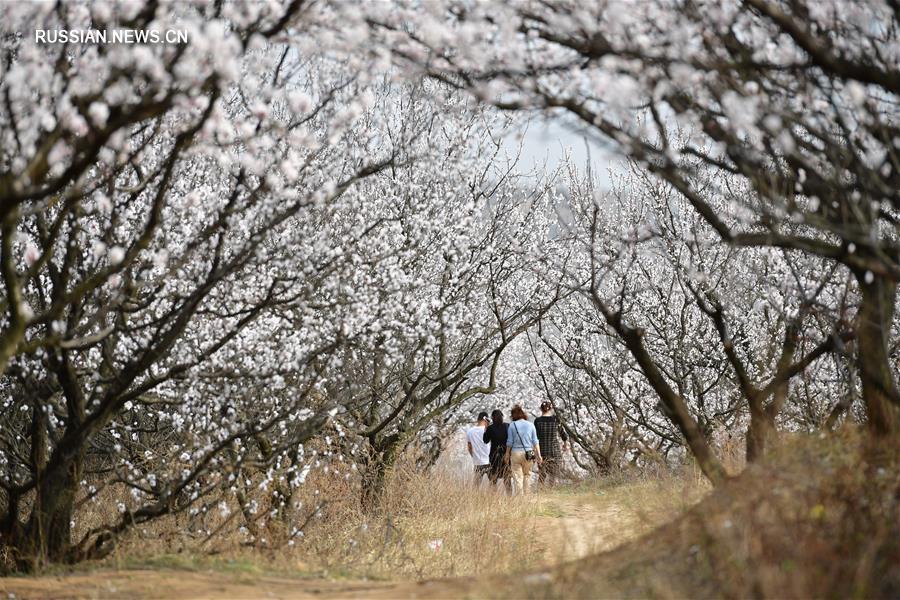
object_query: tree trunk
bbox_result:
[855,274,899,435]
[615,324,728,485]
[361,437,400,510]
[590,290,728,485]
[20,451,83,570]
[746,403,774,463]
[16,353,89,569]
[746,377,787,463]
[825,358,857,430]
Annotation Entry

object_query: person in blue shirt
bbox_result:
[503,405,542,496]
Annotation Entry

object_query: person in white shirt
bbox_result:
[466,411,492,485]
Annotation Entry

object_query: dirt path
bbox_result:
[1,488,670,599]
[532,494,643,563]
[2,566,474,599]
[3,570,386,599]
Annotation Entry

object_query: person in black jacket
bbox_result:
[535,401,568,486]
[483,409,510,491]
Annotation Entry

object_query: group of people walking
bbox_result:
[465,401,568,495]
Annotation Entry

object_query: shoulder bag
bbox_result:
[512,421,535,462]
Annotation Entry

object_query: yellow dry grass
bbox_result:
[5,428,896,599]
[527,428,900,599]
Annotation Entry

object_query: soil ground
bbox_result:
[0,485,693,599]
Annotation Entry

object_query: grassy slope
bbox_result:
[0,469,707,598]
[2,431,897,599]
[529,430,900,599]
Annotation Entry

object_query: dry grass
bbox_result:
[3,459,711,599]
[552,469,708,518]
[9,451,711,586]
[292,463,545,579]
[525,467,709,565]
[53,456,706,585]
[5,460,682,599]
[528,427,900,599]
[85,458,544,582]
[10,429,895,600]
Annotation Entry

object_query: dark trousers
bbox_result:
[538,456,561,486]
[488,452,511,491]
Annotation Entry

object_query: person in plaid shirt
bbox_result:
[534,401,568,486]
